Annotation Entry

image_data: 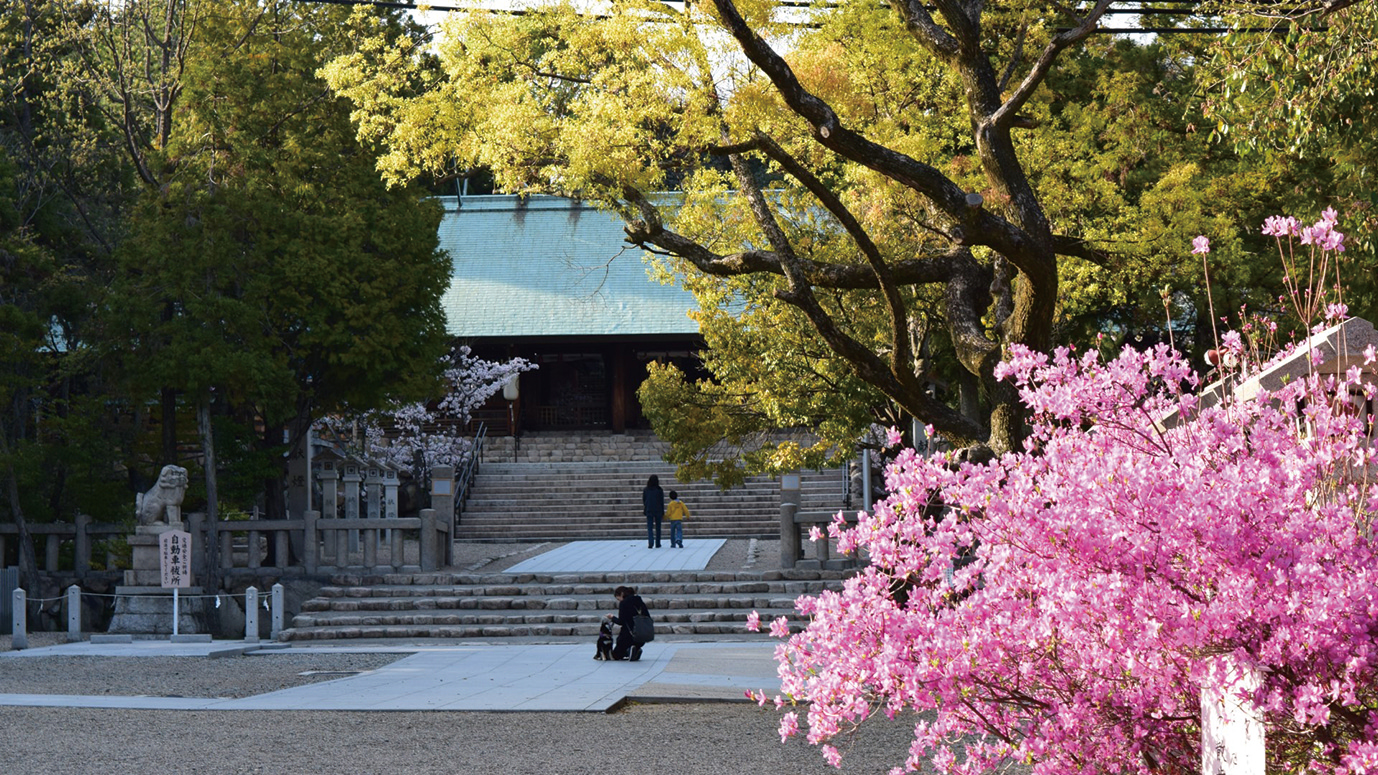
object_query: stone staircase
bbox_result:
[457,432,848,542]
[280,568,851,642]
[281,431,857,643]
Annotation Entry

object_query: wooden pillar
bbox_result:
[610,345,628,433]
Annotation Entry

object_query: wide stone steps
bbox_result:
[456,457,846,542]
[280,569,850,641]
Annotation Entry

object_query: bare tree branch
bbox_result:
[993,0,1114,129]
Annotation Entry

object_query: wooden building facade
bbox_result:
[436,194,705,435]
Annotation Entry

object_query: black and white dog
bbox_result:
[593,618,615,661]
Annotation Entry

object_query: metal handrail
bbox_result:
[454,422,486,526]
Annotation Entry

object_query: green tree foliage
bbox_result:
[103,0,452,517]
[1202,0,1378,315]
[0,0,139,583]
[326,0,1342,470]
[1,0,451,547]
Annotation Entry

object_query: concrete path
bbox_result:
[0,639,782,712]
[505,538,725,573]
[0,539,795,713]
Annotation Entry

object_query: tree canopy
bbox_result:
[325,0,1367,467]
[1,0,455,539]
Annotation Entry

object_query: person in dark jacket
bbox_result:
[609,585,649,661]
[642,474,665,548]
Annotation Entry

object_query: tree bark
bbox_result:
[198,397,220,592]
[0,431,42,596]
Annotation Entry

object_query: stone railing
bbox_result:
[190,508,451,578]
[0,518,129,579]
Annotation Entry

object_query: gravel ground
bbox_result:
[0,650,407,697]
[0,541,1005,774]
[0,704,928,775]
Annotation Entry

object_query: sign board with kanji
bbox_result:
[159,530,192,589]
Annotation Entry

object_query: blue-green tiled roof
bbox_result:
[436,195,700,338]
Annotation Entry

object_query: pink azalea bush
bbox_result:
[759,214,1378,773]
[766,339,1378,773]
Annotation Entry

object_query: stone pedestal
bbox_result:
[108,522,207,635]
[107,586,207,635]
[123,522,187,587]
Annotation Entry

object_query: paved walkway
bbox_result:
[0,640,783,712]
[0,539,791,713]
[505,538,725,573]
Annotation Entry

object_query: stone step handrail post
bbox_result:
[780,503,801,568]
[11,588,26,650]
[245,586,260,643]
[271,583,284,641]
[67,585,81,642]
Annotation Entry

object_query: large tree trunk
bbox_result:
[161,387,178,466]
[198,397,220,592]
[0,432,42,597]
[260,420,287,521]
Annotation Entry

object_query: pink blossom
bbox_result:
[745,610,761,632]
[1262,215,1302,237]
[808,525,824,542]
[1192,235,1210,254]
[769,616,790,639]
[771,334,1378,773]
[779,711,800,742]
[885,426,903,448]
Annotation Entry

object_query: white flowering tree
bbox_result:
[315,347,536,482]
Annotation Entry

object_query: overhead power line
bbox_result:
[292,0,1323,34]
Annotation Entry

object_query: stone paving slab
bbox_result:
[0,640,784,712]
[504,539,725,573]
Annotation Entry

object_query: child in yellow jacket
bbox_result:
[665,490,689,548]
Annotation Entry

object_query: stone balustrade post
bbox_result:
[271,583,285,641]
[75,513,91,575]
[319,466,339,519]
[303,510,319,574]
[46,534,59,571]
[383,468,399,520]
[780,473,801,569]
[66,585,81,642]
[365,466,383,520]
[420,509,437,572]
[342,462,362,554]
[431,465,456,568]
[245,587,260,643]
[11,588,26,650]
[780,503,800,569]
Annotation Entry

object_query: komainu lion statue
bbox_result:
[136,465,189,526]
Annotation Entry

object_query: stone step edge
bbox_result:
[323,569,854,585]
[278,623,803,641]
[300,598,806,614]
[310,584,834,600]
[291,609,793,627]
